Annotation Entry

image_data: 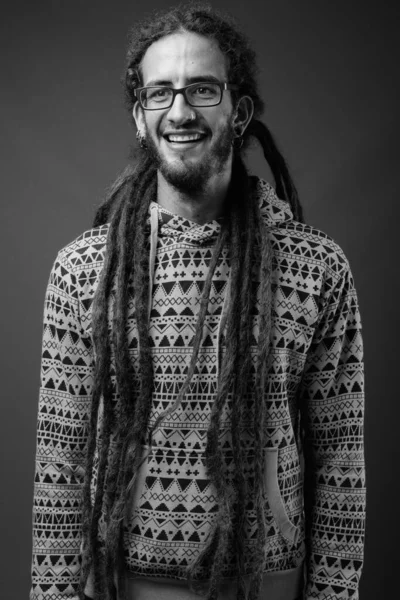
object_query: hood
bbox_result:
[149,176,294,247]
[254,176,294,226]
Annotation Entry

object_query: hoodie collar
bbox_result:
[149,176,293,246]
[152,203,222,245]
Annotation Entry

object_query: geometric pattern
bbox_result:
[30,178,366,599]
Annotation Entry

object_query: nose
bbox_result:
[166,91,195,125]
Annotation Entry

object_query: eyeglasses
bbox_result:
[134,81,238,110]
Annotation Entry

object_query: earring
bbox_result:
[136,130,147,149]
[231,127,244,150]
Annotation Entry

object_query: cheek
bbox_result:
[213,115,233,134]
[144,115,162,136]
[213,105,234,130]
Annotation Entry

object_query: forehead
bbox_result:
[140,31,228,85]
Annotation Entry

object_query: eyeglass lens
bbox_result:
[140,83,221,109]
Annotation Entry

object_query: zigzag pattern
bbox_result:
[30,179,365,599]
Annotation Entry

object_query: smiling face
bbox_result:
[133,32,242,194]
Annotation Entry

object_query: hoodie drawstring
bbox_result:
[148,203,159,321]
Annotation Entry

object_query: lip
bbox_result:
[163,130,207,137]
[163,131,208,143]
[162,132,208,151]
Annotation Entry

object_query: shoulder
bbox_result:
[44,225,110,328]
[269,218,351,280]
[54,224,110,273]
[46,225,109,306]
[267,219,360,325]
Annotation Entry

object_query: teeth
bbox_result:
[167,134,203,142]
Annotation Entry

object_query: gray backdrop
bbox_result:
[1,0,398,598]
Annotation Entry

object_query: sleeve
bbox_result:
[298,254,366,600]
[30,252,94,600]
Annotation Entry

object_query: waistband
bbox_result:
[122,565,304,600]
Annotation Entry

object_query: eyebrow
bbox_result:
[144,75,222,87]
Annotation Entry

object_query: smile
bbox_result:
[164,133,207,143]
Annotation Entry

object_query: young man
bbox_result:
[30,4,366,600]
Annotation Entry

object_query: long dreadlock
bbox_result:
[79,3,305,600]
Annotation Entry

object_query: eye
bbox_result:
[189,83,220,101]
[147,87,170,101]
[194,85,214,95]
[145,87,171,104]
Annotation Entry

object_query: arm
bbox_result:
[30,251,94,600]
[298,254,366,600]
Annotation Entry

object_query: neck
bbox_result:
[156,164,232,225]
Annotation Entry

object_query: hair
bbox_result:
[78,3,305,599]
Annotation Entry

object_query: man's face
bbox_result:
[133,32,236,194]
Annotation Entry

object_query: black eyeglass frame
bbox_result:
[134,81,239,110]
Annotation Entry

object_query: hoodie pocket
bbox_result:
[263,447,300,545]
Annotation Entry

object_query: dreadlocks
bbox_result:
[79,3,305,599]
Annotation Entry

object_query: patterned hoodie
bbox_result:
[30,178,365,600]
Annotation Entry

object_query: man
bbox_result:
[30,4,366,600]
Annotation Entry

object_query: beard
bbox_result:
[143,118,235,194]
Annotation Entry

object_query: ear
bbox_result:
[133,101,145,133]
[232,96,254,135]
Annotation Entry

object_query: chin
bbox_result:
[160,161,210,194]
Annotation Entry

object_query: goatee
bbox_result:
[144,123,235,194]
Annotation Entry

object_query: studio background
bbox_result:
[1,0,398,598]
